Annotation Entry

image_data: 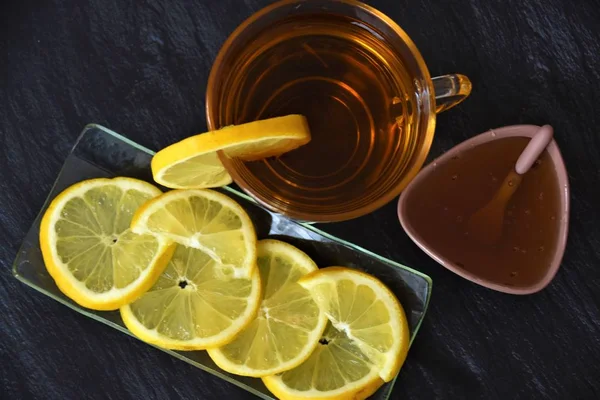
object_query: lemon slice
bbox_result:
[207,240,328,377]
[120,244,261,350]
[39,177,175,310]
[130,189,256,279]
[300,267,409,381]
[262,323,384,400]
[151,115,311,189]
[262,267,410,400]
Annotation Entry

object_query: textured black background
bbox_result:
[2,0,600,399]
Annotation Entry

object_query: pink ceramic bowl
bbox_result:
[398,124,570,295]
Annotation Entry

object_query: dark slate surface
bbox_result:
[1,0,599,399]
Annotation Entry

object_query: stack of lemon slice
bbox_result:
[263,267,410,400]
[38,115,411,400]
[122,188,265,349]
[207,239,329,376]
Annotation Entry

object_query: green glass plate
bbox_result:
[12,124,432,400]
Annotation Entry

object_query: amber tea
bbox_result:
[219,14,415,203]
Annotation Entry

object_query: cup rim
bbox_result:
[206,0,437,222]
[397,124,570,295]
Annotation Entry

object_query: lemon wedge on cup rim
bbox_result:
[207,239,328,377]
[262,267,410,400]
[120,244,261,350]
[151,115,311,189]
[39,177,175,311]
[130,188,257,279]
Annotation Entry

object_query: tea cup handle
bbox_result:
[432,74,472,113]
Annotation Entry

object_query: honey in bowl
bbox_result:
[398,125,569,294]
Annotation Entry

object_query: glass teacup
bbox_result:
[207,0,471,222]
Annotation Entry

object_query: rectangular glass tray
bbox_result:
[12,124,432,400]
